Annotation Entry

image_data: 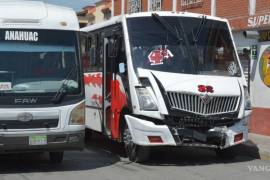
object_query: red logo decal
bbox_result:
[84,73,102,87]
[198,85,214,93]
[148,48,173,65]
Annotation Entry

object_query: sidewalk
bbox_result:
[245,133,270,161]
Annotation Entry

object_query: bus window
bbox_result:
[82,33,103,72]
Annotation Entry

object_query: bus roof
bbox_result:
[0,1,79,31]
[81,11,228,32]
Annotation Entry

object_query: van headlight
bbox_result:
[136,87,158,111]
[69,102,85,125]
[244,87,251,110]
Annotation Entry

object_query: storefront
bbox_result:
[232,13,270,136]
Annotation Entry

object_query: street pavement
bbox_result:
[248,133,270,160]
[0,134,270,180]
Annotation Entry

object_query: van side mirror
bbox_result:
[119,63,126,74]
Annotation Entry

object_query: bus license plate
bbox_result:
[29,135,47,145]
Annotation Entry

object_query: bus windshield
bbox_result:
[127,16,241,77]
[0,29,80,95]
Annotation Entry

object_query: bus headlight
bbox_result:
[136,87,158,111]
[69,102,85,125]
[244,87,251,110]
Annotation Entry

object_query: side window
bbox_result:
[81,34,90,72]
[105,34,126,74]
[82,33,103,72]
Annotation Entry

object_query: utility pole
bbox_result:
[172,0,177,12]
[148,0,151,11]
[211,0,216,16]
[121,0,125,14]
[111,0,114,17]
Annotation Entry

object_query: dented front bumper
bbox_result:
[125,111,251,148]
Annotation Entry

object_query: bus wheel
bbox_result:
[123,125,150,163]
[49,151,64,163]
[215,147,236,159]
[85,128,93,141]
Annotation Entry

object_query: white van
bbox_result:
[0,1,85,163]
[81,11,252,162]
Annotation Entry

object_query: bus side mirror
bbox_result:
[89,47,96,65]
[108,38,119,58]
[119,63,126,74]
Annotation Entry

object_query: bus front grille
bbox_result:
[167,92,240,115]
[0,119,59,130]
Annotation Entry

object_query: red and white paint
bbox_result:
[110,75,127,139]
[84,72,103,107]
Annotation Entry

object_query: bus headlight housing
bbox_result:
[244,87,251,110]
[69,102,85,125]
[136,87,158,111]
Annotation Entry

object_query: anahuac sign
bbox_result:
[5,31,39,41]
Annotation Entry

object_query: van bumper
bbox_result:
[125,113,251,148]
[0,130,84,153]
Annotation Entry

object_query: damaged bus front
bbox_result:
[82,12,251,163]
[125,13,251,161]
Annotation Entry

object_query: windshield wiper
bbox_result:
[152,13,183,44]
[51,65,78,104]
[175,18,197,74]
[151,13,197,74]
[193,15,207,44]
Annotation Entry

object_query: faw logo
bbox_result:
[14,98,38,104]
[5,31,39,42]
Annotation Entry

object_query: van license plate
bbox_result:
[29,135,47,145]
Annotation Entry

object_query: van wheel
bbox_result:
[123,125,150,163]
[215,147,236,159]
[49,152,64,163]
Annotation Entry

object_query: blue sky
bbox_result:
[31,0,98,11]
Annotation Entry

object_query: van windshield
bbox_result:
[127,16,241,77]
[0,29,80,95]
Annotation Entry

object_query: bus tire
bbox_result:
[85,128,93,141]
[215,147,236,159]
[123,125,150,163]
[49,151,64,163]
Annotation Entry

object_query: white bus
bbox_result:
[81,12,252,162]
[0,1,85,163]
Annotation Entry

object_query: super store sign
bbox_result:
[248,14,270,28]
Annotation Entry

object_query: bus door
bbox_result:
[103,29,127,139]
[82,32,103,132]
[103,36,113,136]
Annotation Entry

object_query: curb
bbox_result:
[258,149,270,161]
[244,135,270,161]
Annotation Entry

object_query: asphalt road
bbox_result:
[0,134,270,180]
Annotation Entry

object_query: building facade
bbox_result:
[110,0,270,136]
[77,0,112,27]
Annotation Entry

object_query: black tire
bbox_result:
[49,152,64,163]
[215,147,236,159]
[123,125,150,163]
[85,128,93,141]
